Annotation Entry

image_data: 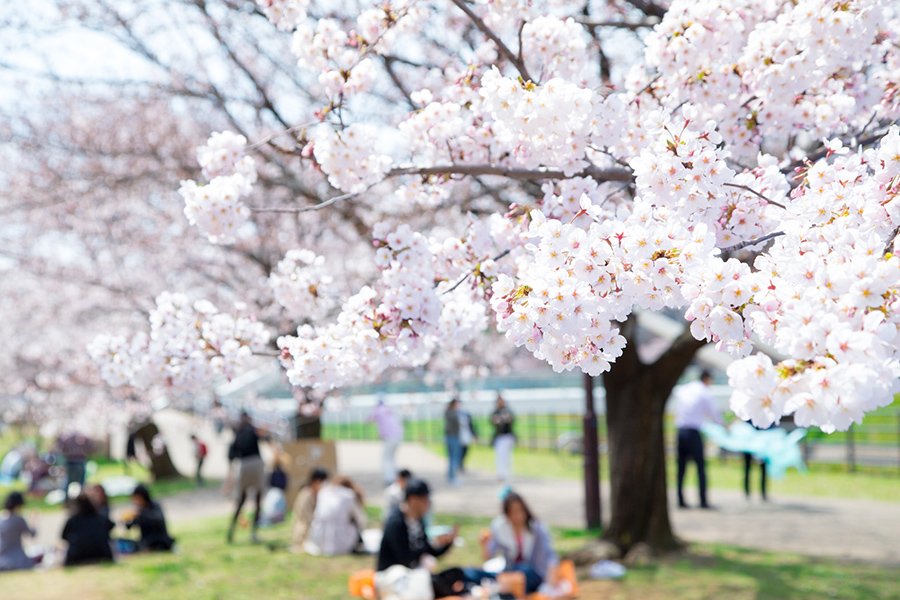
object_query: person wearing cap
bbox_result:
[377,479,464,596]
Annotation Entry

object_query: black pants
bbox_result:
[743,453,767,499]
[676,428,708,507]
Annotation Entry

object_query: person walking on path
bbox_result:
[190,434,208,486]
[491,394,516,483]
[227,411,267,544]
[673,370,721,509]
[0,492,36,571]
[369,395,404,486]
[458,403,478,474]
[444,399,463,485]
[57,433,93,501]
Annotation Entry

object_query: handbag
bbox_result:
[374,565,435,600]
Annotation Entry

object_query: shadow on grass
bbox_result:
[627,543,898,600]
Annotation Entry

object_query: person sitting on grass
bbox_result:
[62,493,114,566]
[383,468,412,520]
[291,467,328,552]
[475,490,558,594]
[86,483,111,521]
[377,479,466,598]
[123,484,174,552]
[0,492,37,571]
[305,475,367,556]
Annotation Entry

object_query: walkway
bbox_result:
[34,412,898,566]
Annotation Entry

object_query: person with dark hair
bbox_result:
[491,394,516,483]
[306,475,367,555]
[291,468,329,552]
[62,493,114,566]
[474,491,558,594]
[227,411,267,544]
[458,402,478,474]
[0,492,36,571]
[124,484,174,552]
[673,369,721,509]
[383,468,412,519]
[86,483,111,521]
[444,399,463,485]
[377,479,465,598]
[190,434,208,486]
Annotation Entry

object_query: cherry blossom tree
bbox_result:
[7,0,899,552]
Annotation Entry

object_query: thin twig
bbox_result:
[884,225,899,256]
[442,248,512,294]
[629,74,661,105]
[721,231,784,253]
[577,19,658,29]
[723,182,786,209]
[449,0,532,81]
[251,190,360,213]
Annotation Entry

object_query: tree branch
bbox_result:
[449,0,532,81]
[442,248,511,294]
[721,230,784,253]
[624,0,668,19]
[723,182,786,209]
[389,163,633,181]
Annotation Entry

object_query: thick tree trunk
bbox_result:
[601,317,706,553]
[133,421,182,480]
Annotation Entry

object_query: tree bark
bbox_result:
[601,317,706,553]
[133,421,182,480]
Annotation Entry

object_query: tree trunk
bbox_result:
[601,317,706,553]
[133,421,182,480]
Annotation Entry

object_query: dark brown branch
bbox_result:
[722,182,786,209]
[389,163,633,181]
[624,0,669,19]
[578,19,658,29]
[449,0,532,81]
[721,230,785,253]
[442,248,512,294]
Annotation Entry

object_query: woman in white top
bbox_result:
[306,476,367,555]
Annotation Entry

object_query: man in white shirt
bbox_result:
[673,370,720,509]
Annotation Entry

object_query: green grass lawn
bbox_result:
[441,444,900,504]
[3,513,896,600]
[0,454,201,511]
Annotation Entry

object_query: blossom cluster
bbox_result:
[179,131,256,244]
[490,204,718,375]
[278,225,442,388]
[718,129,900,431]
[269,249,337,321]
[88,292,270,390]
[479,68,595,176]
[639,0,890,161]
[312,124,393,193]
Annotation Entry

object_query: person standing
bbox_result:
[673,370,721,509]
[0,492,36,572]
[383,468,412,520]
[491,394,516,483]
[458,404,478,474]
[227,411,267,544]
[190,434,208,486]
[57,433,93,501]
[444,399,463,485]
[369,395,404,486]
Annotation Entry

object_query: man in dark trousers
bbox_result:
[377,479,465,598]
[673,370,721,509]
[227,411,266,544]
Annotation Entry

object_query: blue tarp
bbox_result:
[702,422,807,479]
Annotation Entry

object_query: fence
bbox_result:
[318,391,900,473]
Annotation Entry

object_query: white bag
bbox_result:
[375,565,434,600]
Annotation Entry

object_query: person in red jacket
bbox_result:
[190,434,208,486]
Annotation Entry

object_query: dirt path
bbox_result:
[30,414,899,566]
